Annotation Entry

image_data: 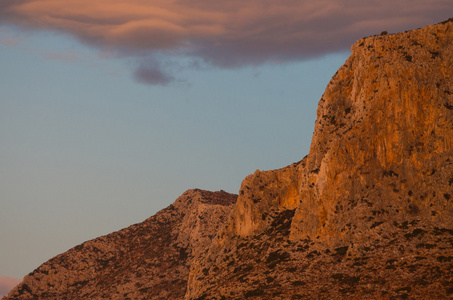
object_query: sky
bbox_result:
[1,0,452,284]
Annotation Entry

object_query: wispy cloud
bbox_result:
[0,276,21,297]
[0,27,20,45]
[1,0,451,85]
[43,50,82,62]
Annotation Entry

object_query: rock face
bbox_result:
[186,19,453,299]
[5,19,453,300]
[4,190,237,300]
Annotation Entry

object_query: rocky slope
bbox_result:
[5,19,453,299]
[4,190,237,300]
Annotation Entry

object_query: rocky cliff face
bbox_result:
[5,20,453,300]
[4,190,237,300]
[186,20,453,299]
[217,19,453,245]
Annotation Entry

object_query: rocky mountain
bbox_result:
[4,190,237,299]
[186,19,453,299]
[5,19,453,299]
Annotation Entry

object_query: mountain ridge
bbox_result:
[4,189,237,299]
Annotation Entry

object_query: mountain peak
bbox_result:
[175,189,238,207]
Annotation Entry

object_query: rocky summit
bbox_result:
[5,19,453,299]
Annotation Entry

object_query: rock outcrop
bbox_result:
[5,19,453,300]
[4,190,237,300]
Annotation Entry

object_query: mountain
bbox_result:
[186,19,453,300]
[4,190,237,299]
[5,19,453,299]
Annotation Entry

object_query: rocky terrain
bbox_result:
[5,19,453,299]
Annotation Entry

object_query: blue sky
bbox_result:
[1,0,451,280]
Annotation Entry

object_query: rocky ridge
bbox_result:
[5,19,453,299]
[4,190,237,299]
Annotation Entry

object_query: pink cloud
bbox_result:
[0,276,21,297]
[1,0,451,84]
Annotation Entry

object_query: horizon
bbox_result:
[1,1,452,286]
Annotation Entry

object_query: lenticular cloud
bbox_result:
[1,0,451,84]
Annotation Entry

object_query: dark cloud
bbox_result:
[1,0,452,84]
[133,63,174,86]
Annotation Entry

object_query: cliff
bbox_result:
[186,19,453,299]
[5,19,453,300]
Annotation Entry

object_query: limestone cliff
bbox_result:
[219,19,453,245]
[186,19,453,299]
[4,190,237,300]
[293,19,453,244]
